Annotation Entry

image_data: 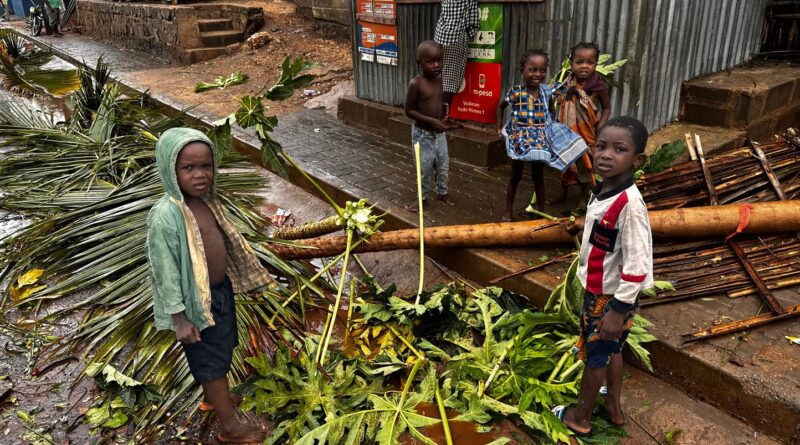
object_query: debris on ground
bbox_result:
[246,31,272,49]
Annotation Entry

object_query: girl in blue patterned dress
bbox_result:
[495,50,588,221]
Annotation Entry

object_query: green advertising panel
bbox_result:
[468,3,503,63]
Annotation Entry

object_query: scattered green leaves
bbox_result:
[194,70,248,93]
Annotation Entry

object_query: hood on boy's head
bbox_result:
[155,127,216,201]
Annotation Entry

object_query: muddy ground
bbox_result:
[126,0,353,119]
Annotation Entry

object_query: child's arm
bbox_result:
[147,223,201,343]
[495,100,508,137]
[405,79,447,132]
[597,200,652,340]
[596,89,611,130]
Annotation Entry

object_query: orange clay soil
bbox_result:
[127,0,352,118]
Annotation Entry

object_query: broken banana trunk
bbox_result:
[268,200,800,260]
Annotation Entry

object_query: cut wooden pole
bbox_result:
[681,304,800,343]
[684,132,698,161]
[268,201,800,260]
[751,141,787,200]
[726,239,786,315]
[694,134,718,205]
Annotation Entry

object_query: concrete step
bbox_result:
[620,366,782,445]
[680,64,800,141]
[197,18,234,33]
[646,122,747,163]
[199,29,244,47]
[183,46,229,64]
[387,114,506,168]
[338,95,505,168]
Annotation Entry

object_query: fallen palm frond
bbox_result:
[0,57,329,441]
[0,30,80,97]
[194,70,249,93]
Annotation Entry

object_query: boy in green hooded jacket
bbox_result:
[146,128,270,443]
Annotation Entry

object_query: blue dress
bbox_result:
[503,84,588,172]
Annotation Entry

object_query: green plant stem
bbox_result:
[270,220,383,323]
[547,351,571,383]
[346,278,356,331]
[281,150,342,215]
[413,142,424,304]
[527,208,558,221]
[397,356,424,410]
[558,360,583,382]
[316,229,354,366]
[434,383,454,445]
[479,336,517,397]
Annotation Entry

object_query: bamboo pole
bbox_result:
[268,201,800,260]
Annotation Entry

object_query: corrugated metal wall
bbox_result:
[352,0,768,131]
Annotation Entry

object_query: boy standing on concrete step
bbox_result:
[404,40,459,212]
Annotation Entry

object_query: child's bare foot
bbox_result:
[217,422,267,444]
[562,406,592,436]
[437,194,455,205]
[603,400,626,426]
[407,199,428,213]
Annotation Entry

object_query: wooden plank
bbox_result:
[684,132,697,161]
[693,134,718,205]
[727,239,786,315]
[681,304,800,343]
[751,141,787,200]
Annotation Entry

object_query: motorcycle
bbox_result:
[27,5,44,36]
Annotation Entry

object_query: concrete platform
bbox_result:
[681,63,800,142]
[646,122,747,163]
[338,95,506,168]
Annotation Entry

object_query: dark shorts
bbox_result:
[182,277,238,383]
[576,290,637,369]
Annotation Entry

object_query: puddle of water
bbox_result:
[404,402,506,445]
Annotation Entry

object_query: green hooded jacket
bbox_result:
[146,128,272,331]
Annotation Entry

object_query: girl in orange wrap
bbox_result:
[552,42,612,206]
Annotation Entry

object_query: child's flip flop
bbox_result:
[198,393,243,412]
[551,405,592,437]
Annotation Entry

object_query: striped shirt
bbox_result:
[577,179,653,311]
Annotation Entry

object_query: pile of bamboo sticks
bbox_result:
[642,235,800,308]
[638,130,800,210]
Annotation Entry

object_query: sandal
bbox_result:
[198,393,243,412]
[551,405,592,437]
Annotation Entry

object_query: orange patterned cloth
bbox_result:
[575,291,636,368]
[554,74,605,186]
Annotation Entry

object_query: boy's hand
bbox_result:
[563,216,585,237]
[173,312,201,343]
[431,119,448,133]
[596,308,625,341]
[496,127,504,138]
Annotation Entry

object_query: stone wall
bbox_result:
[291,0,350,34]
[76,0,264,64]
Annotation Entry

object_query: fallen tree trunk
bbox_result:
[269,201,800,260]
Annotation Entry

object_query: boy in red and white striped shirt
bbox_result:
[556,116,652,436]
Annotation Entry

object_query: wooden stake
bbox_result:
[693,134,718,205]
[681,304,800,343]
[751,141,787,200]
[684,132,698,160]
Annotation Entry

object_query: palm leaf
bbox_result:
[0,80,333,441]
